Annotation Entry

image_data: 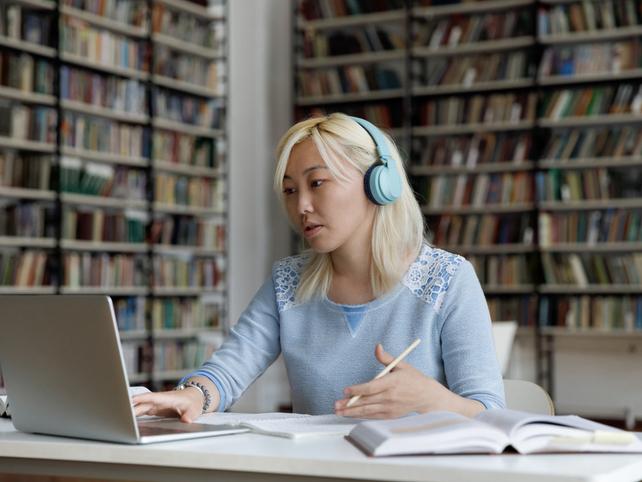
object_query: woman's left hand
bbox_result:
[334,344,480,419]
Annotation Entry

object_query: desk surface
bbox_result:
[1,419,642,482]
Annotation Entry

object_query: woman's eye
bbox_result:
[283,187,296,195]
[311,179,325,188]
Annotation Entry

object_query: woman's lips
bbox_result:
[303,225,323,239]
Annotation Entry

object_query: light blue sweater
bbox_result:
[188,244,506,414]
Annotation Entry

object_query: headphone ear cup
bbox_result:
[364,163,402,206]
[363,163,381,205]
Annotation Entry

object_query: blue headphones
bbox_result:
[350,116,402,206]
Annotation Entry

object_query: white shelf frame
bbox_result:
[61,193,147,210]
[0,136,55,153]
[0,85,55,105]
[153,160,222,178]
[61,99,149,124]
[297,9,405,30]
[60,147,149,167]
[152,32,222,59]
[410,161,534,176]
[0,35,55,58]
[60,5,148,38]
[421,202,535,215]
[61,52,150,81]
[298,49,405,68]
[60,240,148,253]
[412,37,535,58]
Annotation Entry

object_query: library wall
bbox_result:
[227,0,292,412]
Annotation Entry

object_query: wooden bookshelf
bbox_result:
[293,0,642,397]
[0,0,229,388]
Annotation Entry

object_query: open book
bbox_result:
[348,409,642,456]
[195,412,357,439]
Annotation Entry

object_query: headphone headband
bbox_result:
[350,116,402,206]
[350,116,394,166]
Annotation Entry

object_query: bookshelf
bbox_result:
[293,0,642,394]
[0,0,228,389]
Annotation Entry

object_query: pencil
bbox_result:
[346,338,422,408]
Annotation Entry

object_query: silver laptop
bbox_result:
[0,295,246,444]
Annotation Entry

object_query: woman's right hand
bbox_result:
[133,387,207,423]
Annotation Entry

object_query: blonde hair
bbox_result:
[274,113,425,303]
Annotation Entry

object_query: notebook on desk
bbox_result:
[0,295,247,444]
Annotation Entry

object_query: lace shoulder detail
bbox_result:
[272,253,310,312]
[402,244,465,313]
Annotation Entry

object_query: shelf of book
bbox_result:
[539,25,642,45]
[0,186,55,200]
[60,99,149,124]
[413,37,535,58]
[413,0,532,17]
[421,202,535,215]
[412,79,534,96]
[60,240,148,253]
[151,118,223,138]
[539,327,642,338]
[155,0,218,20]
[153,245,224,256]
[153,160,222,178]
[59,286,149,296]
[0,86,55,106]
[151,74,219,98]
[442,244,534,255]
[540,243,642,253]
[10,0,54,9]
[59,5,148,38]
[296,89,406,106]
[540,285,642,295]
[151,287,225,297]
[60,193,147,210]
[60,52,150,81]
[298,9,405,30]
[152,328,222,339]
[539,156,642,170]
[539,69,642,87]
[152,203,224,217]
[539,198,642,211]
[0,287,56,295]
[0,236,55,248]
[0,35,55,58]
[0,0,229,390]
[410,161,535,175]
[298,50,406,68]
[151,33,221,59]
[0,137,55,153]
[119,330,148,341]
[59,147,148,167]
[412,122,536,137]
[539,114,642,128]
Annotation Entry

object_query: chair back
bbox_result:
[491,321,517,376]
[503,379,555,415]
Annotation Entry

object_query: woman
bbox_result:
[134,113,505,422]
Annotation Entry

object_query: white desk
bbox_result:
[1,420,642,482]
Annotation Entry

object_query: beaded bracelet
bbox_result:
[175,380,212,413]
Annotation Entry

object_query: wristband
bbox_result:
[175,380,212,413]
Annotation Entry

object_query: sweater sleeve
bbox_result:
[185,275,281,411]
[438,260,506,409]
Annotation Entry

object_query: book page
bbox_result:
[242,414,357,439]
[195,411,308,427]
